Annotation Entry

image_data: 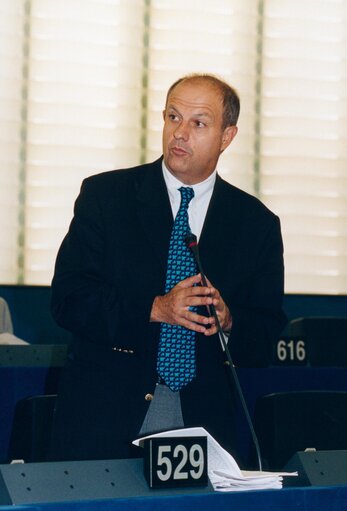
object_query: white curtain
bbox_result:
[145,0,258,193]
[0,0,346,294]
[259,0,347,294]
[0,1,24,283]
[23,0,145,283]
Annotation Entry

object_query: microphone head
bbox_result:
[185,233,197,249]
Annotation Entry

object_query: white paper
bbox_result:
[133,427,297,492]
[0,333,28,345]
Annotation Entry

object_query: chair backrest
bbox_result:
[252,391,347,471]
[8,394,57,463]
[0,297,13,334]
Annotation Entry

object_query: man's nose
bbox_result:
[173,121,189,141]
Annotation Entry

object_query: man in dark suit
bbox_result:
[50,74,286,462]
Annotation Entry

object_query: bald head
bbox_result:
[165,74,240,129]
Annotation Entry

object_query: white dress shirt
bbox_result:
[162,161,216,240]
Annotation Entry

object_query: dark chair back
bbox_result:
[252,391,347,470]
[8,394,57,462]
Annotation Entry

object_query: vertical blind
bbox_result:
[0,0,346,294]
[259,0,347,294]
[0,1,24,283]
[23,0,145,283]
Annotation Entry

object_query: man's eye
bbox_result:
[168,114,178,121]
[195,121,205,128]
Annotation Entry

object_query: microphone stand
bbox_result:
[186,234,263,472]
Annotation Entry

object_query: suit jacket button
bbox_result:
[145,393,153,401]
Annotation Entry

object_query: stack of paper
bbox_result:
[134,426,297,492]
[0,333,28,345]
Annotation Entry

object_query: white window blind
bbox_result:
[0,1,24,282]
[260,0,347,294]
[24,0,145,283]
[0,0,346,295]
[145,0,258,194]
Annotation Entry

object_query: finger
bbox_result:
[209,287,224,311]
[178,316,212,334]
[176,273,202,289]
[204,276,213,288]
[186,284,214,298]
[184,309,215,326]
[203,276,220,299]
[209,286,220,300]
[203,324,218,336]
[172,286,213,306]
[184,295,215,308]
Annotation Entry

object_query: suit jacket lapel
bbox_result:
[199,175,227,248]
[199,175,240,277]
[135,158,173,271]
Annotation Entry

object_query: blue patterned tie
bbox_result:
[157,187,197,392]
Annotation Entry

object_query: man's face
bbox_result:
[162,80,237,185]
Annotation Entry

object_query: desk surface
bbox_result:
[0,484,346,511]
[0,457,343,511]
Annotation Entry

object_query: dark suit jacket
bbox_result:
[50,157,286,462]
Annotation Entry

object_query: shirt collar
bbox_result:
[162,160,216,201]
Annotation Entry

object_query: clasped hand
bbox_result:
[150,274,232,336]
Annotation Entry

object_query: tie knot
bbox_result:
[179,186,194,208]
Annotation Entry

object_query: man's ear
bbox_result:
[221,125,238,152]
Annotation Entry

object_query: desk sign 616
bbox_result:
[273,336,307,365]
[144,436,208,488]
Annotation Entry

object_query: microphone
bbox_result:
[185,234,208,287]
[185,233,263,471]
